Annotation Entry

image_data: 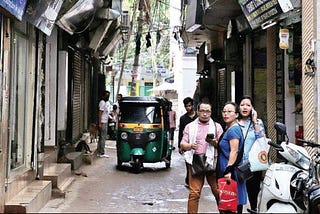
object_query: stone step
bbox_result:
[43,163,73,190]
[44,146,57,163]
[59,152,83,170]
[5,180,52,213]
[51,177,75,198]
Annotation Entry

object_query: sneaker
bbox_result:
[99,154,109,158]
[247,208,258,214]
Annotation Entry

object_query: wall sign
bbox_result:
[24,0,64,36]
[276,47,285,141]
[0,0,28,20]
[238,0,294,30]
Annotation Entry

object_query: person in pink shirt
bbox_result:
[180,101,223,213]
[169,102,176,150]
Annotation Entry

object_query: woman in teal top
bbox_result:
[218,101,246,214]
[237,95,265,213]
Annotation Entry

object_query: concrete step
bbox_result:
[59,152,83,170]
[83,152,95,164]
[5,180,52,213]
[44,146,57,163]
[51,176,75,199]
[43,163,74,190]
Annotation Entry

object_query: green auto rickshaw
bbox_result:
[116,96,172,172]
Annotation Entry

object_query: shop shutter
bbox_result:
[217,68,226,122]
[72,50,82,141]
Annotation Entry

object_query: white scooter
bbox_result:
[256,122,319,213]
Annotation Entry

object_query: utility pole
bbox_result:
[116,0,139,96]
[130,4,144,96]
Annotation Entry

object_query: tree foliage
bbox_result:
[114,0,170,72]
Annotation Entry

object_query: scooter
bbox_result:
[257,122,320,213]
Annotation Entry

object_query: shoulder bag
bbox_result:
[191,154,215,176]
[249,137,270,171]
[235,122,254,182]
[191,122,217,176]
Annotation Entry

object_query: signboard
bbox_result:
[238,0,293,30]
[0,0,28,20]
[24,0,63,36]
[276,47,285,135]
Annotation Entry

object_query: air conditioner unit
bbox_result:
[121,10,129,32]
[185,0,204,32]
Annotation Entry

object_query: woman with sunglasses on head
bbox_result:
[237,95,265,213]
[217,101,246,214]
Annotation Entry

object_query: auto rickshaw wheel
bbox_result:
[165,160,171,168]
[132,157,142,173]
[116,158,124,170]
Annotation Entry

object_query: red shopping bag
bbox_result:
[218,178,238,213]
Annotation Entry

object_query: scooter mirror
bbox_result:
[274,122,287,135]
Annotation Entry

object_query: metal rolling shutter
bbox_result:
[217,68,226,123]
[72,50,82,141]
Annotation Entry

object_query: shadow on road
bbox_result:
[115,162,171,174]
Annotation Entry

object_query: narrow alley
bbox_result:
[39,137,241,213]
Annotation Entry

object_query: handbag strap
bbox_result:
[234,121,251,166]
[243,121,251,142]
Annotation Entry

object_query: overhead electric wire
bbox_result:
[116,0,140,96]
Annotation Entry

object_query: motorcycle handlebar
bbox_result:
[297,138,320,148]
[268,141,284,152]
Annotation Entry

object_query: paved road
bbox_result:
[39,138,249,213]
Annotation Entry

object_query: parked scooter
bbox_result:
[256,122,320,213]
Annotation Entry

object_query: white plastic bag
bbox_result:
[249,137,270,171]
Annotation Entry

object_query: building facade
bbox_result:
[179,0,320,148]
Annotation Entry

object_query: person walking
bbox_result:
[193,79,200,111]
[217,101,246,214]
[97,90,111,158]
[180,101,223,213]
[169,102,176,150]
[178,97,198,188]
[238,95,265,213]
[114,93,122,110]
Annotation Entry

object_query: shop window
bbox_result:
[252,31,267,123]
[9,24,30,170]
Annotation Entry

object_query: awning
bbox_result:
[181,0,242,49]
[98,26,122,57]
[55,0,122,58]
[56,0,103,35]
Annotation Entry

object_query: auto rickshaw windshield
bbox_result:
[119,104,161,124]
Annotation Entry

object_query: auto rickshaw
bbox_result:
[116,96,172,172]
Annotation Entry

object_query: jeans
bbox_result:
[187,165,219,213]
[246,171,262,210]
[98,123,107,155]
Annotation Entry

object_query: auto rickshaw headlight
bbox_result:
[121,132,128,140]
[149,132,156,140]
